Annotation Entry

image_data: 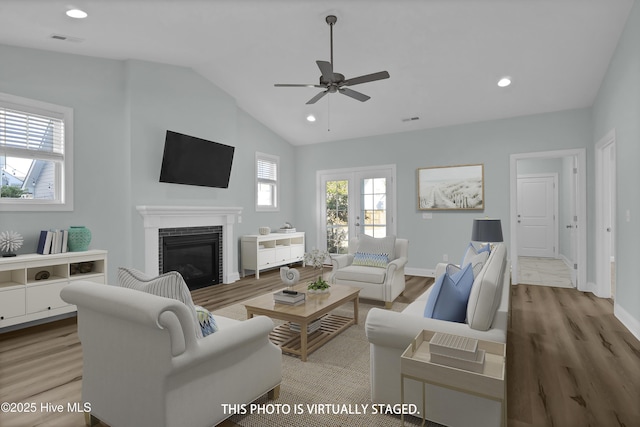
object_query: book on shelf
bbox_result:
[61,229,68,253]
[273,290,306,304]
[290,318,322,333]
[51,230,61,254]
[277,228,297,233]
[37,229,69,255]
[37,230,50,254]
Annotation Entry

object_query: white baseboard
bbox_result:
[585,281,612,298]
[405,267,435,278]
[614,302,640,342]
[224,271,241,284]
[559,253,572,269]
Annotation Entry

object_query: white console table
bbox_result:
[0,250,108,329]
[241,232,305,279]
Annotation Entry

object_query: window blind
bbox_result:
[257,157,277,183]
[0,106,65,161]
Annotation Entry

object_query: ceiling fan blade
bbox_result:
[343,71,390,86]
[339,87,370,102]
[306,90,329,105]
[275,83,324,88]
[316,60,334,82]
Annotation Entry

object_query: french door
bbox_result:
[318,165,396,255]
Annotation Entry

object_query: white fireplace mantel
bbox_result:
[136,205,243,284]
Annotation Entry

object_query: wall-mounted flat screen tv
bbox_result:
[159,130,235,188]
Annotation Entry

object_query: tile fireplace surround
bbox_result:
[136,205,243,284]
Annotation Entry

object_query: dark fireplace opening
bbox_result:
[161,233,220,290]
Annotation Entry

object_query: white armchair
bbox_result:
[61,281,282,427]
[330,235,408,308]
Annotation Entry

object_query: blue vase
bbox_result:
[67,226,91,252]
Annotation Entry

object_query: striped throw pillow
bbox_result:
[117,268,203,339]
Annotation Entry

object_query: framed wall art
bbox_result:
[417,164,484,210]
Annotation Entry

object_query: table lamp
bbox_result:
[471,218,503,245]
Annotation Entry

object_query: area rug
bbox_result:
[213,299,442,427]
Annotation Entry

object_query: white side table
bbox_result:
[400,329,506,427]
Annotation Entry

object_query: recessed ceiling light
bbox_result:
[306,114,316,122]
[497,77,512,88]
[66,9,88,19]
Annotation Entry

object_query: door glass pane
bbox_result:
[326,180,349,254]
[362,178,387,238]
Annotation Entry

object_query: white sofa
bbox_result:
[330,236,408,308]
[61,281,282,427]
[365,243,510,427]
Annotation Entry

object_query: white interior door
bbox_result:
[517,175,557,257]
[319,166,396,255]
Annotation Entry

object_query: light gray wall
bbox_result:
[294,108,592,273]
[0,44,131,281]
[0,46,295,281]
[592,1,640,332]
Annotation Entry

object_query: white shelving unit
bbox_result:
[0,250,108,329]
[241,232,305,279]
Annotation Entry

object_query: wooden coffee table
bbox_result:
[243,283,360,361]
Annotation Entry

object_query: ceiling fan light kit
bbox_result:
[275,15,390,105]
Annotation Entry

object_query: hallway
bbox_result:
[517,256,573,288]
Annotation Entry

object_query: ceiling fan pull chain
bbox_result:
[327,95,331,132]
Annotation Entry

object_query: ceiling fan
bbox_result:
[275,15,390,105]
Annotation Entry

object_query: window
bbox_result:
[0,93,73,211]
[256,152,279,211]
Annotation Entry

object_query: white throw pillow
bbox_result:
[357,234,397,261]
[461,242,490,276]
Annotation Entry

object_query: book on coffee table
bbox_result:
[273,290,306,304]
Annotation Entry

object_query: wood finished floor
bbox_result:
[1,267,638,427]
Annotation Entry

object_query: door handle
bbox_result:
[606,227,611,232]
[566,225,573,229]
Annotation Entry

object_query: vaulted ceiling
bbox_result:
[0,1,634,145]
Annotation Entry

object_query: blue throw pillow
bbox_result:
[195,305,219,337]
[424,263,475,323]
